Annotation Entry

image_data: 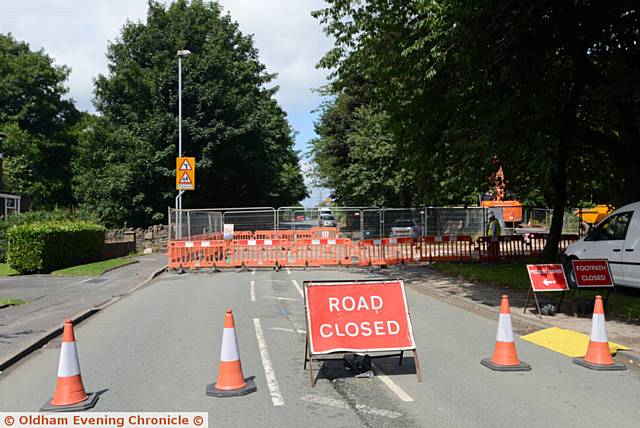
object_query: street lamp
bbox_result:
[176,49,191,238]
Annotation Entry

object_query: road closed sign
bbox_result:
[304,280,416,354]
[526,264,569,291]
[571,259,614,288]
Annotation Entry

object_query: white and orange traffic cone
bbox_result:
[206,309,257,397]
[481,295,531,371]
[573,295,626,371]
[41,320,99,411]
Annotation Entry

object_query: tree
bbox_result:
[313,0,640,259]
[0,33,79,208]
[76,0,307,227]
[310,91,413,206]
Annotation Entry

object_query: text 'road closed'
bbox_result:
[304,280,416,354]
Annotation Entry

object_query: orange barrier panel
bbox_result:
[528,233,580,256]
[168,240,228,270]
[232,239,289,268]
[233,231,254,240]
[356,238,412,266]
[477,235,526,262]
[291,238,353,267]
[414,236,474,262]
[310,227,340,239]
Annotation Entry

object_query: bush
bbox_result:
[0,209,100,262]
[7,221,105,274]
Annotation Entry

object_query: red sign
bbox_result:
[304,280,416,354]
[526,264,569,291]
[571,259,614,288]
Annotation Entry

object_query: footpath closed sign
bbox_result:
[526,264,569,291]
[571,259,614,288]
[304,280,416,354]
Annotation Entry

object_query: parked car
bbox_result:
[390,219,422,238]
[564,201,640,289]
[319,213,337,228]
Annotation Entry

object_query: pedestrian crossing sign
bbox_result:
[176,157,196,190]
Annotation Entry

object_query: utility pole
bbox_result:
[176,49,191,238]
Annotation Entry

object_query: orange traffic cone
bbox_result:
[41,320,99,411]
[206,309,257,397]
[481,295,531,371]
[573,296,626,371]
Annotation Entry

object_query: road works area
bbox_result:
[1,268,639,427]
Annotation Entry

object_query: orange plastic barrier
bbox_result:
[291,238,353,267]
[311,227,340,239]
[529,233,579,256]
[232,239,289,268]
[168,240,227,270]
[414,235,474,262]
[477,235,526,262]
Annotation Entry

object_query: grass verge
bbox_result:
[0,263,19,276]
[431,262,531,290]
[51,257,138,277]
[431,262,640,321]
[0,298,26,307]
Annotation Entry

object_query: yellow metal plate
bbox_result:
[521,327,629,358]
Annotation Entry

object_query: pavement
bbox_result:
[0,254,167,370]
[1,267,639,427]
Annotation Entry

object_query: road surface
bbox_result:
[1,268,638,427]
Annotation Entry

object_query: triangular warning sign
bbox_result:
[179,172,192,184]
[179,159,192,170]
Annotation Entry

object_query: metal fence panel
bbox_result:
[170,205,587,242]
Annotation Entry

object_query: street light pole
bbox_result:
[176,49,191,238]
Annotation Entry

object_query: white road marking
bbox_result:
[286,268,291,275]
[253,318,285,406]
[250,280,256,302]
[270,327,307,334]
[371,363,414,402]
[301,395,402,419]
[252,269,256,276]
[62,277,97,289]
[262,296,297,301]
[291,279,304,298]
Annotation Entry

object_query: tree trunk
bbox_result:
[543,142,568,262]
[617,101,640,202]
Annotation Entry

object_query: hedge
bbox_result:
[7,221,105,274]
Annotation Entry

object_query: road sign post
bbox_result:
[524,264,570,318]
[303,279,421,387]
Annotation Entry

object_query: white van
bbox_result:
[564,201,640,288]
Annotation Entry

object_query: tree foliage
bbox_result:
[312,0,640,258]
[0,33,79,207]
[74,0,307,227]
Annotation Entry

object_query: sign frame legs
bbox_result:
[524,286,566,319]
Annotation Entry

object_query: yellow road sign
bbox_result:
[176,157,195,190]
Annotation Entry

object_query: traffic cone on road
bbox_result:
[573,296,626,371]
[41,320,99,411]
[206,309,257,397]
[481,295,531,371]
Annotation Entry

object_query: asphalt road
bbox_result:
[0,255,166,366]
[1,268,638,427]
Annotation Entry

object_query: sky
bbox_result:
[0,0,332,206]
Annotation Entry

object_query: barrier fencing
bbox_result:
[167,205,584,270]
[167,230,579,270]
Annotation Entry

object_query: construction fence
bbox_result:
[168,206,582,241]
[167,206,583,270]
